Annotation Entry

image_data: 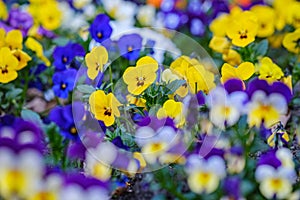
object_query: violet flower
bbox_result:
[117,33,143,61]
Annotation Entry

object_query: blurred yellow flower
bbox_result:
[127,95,146,108]
[209,36,230,54]
[286,1,300,28]
[0,29,23,50]
[221,62,255,83]
[12,50,32,70]
[226,11,258,47]
[282,28,300,54]
[28,0,62,30]
[0,47,19,83]
[162,69,188,97]
[250,5,276,38]
[25,37,50,66]
[89,90,122,126]
[222,49,242,66]
[0,0,7,20]
[170,56,215,94]
[157,99,185,127]
[209,14,230,37]
[123,56,158,95]
[85,46,109,80]
[258,57,284,83]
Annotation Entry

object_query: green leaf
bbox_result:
[165,79,186,95]
[76,85,96,94]
[21,109,44,128]
[254,39,268,57]
[5,88,23,99]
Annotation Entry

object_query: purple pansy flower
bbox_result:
[52,69,77,99]
[117,33,143,61]
[223,176,242,199]
[7,7,34,36]
[53,43,85,71]
[257,150,282,169]
[90,14,113,43]
[67,132,104,160]
[0,117,45,153]
[49,102,85,141]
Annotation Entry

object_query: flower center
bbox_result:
[61,83,67,89]
[270,178,283,190]
[62,56,68,63]
[0,65,8,74]
[238,30,248,39]
[97,32,102,38]
[293,38,300,49]
[104,107,112,116]
[70,126,77,135]
[136,76,146,86]
[127,46,133,52]
[197,172,211,184]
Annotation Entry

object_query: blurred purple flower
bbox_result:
[223,176,242,199]
[49,102,85,141]
[7,7,33,36]
[117,33,143,61]
[0,117,45,153]
[247,79,292,103]
[52,69,77,99]
[53,43,85,71]
[257,150,281,169]
[90,14,112,43]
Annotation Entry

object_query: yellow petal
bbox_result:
[6,30,23,50]
[236,62,255,80]
[221,63,237,83]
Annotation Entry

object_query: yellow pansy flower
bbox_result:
[157,99,185,127]
[39,2,62,30]
[208,36,230,54]
[162,69,188,97]
[127,95,146,108]
[0,29,23,50]
[0,47,19,83]
[28,0,62,30]
[12,50,32,70]
[250,5,276,38]
[226,11,258,47]
[222,49,242,66]
[221,62,255,83]
[258,57,284,84]
[25,37,50,66]
[85,46,109,80]
[209,14,230,37]
[89,90,122,126]
[170,56,215,94]
[268,33,285,48]
[123,56,158,95]
[282,28,300,54]
[0,0,7,20]
[286,1,300,28]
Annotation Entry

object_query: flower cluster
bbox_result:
[0,0,300,199]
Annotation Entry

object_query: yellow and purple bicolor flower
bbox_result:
[206,86,248,129]
[135,117,186,164]
[255,148,296,199]
[245,79,292,128]
[185,155,226,194]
